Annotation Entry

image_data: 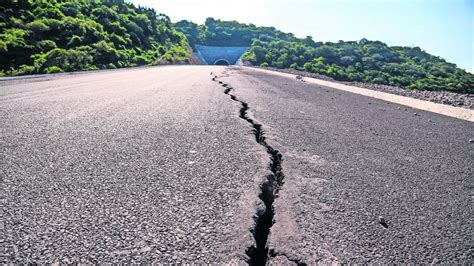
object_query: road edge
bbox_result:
[244,67,474,122]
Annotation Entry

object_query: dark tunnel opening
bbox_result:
[214,59,230,66]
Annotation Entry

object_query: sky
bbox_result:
[130,0,474,72]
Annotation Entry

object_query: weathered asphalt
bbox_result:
[1,65,472,264]
[1,66,267,264]
[220,67,473,264]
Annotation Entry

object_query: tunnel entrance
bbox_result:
[194,45,248,65]
[214,59,230,66]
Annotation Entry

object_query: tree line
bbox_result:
[174,18,299,47]
[0,0,191,76]
[175,18,473,93]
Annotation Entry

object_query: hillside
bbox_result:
[0,0,191,76]
[175,18,474,94]
[175,18,299,48]
[243,39,474,93]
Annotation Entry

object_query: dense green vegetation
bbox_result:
[175,18,300,47]
[0,0,191,76]
[176,18,473,93]
[243,39,473,93]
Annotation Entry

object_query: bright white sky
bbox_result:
[130,0,473,72]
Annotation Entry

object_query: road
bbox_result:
[1,66,472,264]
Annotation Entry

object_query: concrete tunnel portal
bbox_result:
[194,45,248,65]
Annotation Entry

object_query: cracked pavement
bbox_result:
[220,67,473,264]
[1,66,266,264]
[1,66,473,264]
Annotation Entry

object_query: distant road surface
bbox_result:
[1,66,472,264]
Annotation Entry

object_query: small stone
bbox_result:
[189,150,197,154]
[188,161,195,165]
[378,216,388,228]
[414,112,418,116]
[469,139,474,143]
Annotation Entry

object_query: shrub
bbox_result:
[45,66,64,74]
[134,55,150,65]
[12,65,35,75]
[36,40,57,52]
[26,20,50,32]
[67,35,83,47]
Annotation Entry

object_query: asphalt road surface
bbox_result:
[1,66,472,264]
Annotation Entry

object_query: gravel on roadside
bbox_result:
[251,66,474,109]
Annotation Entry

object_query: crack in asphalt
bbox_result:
[212,73,304,265]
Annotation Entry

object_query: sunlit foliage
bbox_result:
[176,18,473,93]
[0,0,191,75]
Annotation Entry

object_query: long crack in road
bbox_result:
[1,66,472,264]
[212,72,304,265]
